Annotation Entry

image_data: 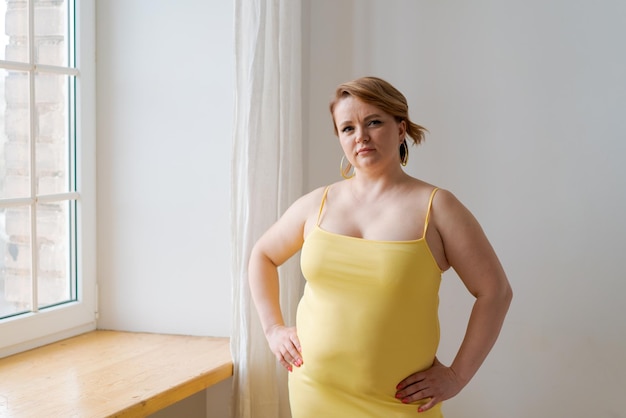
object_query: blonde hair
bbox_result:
[329,77,427,162]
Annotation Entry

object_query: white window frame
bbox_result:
[0,0,96,358]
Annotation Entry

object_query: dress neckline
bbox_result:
[307,226,443,273]
[313,224,425,244]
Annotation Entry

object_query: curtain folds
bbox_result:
[231,1,303,417]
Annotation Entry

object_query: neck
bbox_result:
[349,167,410,200]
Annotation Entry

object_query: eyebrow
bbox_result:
[364,113,383,121]
[338,113,384,128]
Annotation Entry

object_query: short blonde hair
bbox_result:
[329,77,427,153]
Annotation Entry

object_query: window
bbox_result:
[0,0,95,357]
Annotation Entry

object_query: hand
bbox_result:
[395,357,464,413]
[266,325,303,372]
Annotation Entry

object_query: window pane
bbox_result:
[35,0,69,66]
[1,69,31,199]
[37,200,73,309]
[2,1,29,63]
[0,205,32,318]
[36,73,70,195]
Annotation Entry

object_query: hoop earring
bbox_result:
[340,156,355,179]
[400,140,409,166]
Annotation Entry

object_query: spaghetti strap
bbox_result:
[422,188,440,239]
[317,186,331,226]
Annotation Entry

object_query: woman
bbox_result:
[249,76,512,417]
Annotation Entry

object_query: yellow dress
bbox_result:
[289,187,443,418]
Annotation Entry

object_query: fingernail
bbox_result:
[395,393,402,399]
[418,407,423,413]
[402,398,409,404]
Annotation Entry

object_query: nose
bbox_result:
[355,126,369,143]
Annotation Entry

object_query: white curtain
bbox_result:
[231,1,304,417]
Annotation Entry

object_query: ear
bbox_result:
[398,120,407,143]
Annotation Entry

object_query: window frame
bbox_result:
[0,0,96,358]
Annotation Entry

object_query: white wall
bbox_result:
[94,1,626,417]
[306,1,626,417]
[96,1,234,416]
[96,0,232,341]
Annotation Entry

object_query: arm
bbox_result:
[396,190,513,412]
[248,190,320,371]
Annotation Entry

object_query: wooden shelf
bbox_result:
[0,330,233,417]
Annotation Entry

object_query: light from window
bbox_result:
[0,0,78,321]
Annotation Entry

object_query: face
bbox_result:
[333,96,406,173]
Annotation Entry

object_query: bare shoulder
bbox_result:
[431,188,466,211]
[404,177,437,192]
[431,188,510,297]
[301,180,355,208]
[278,184,332,234]
[402,177,442,205]
[252,186,330,266]
[428,188,484,246]
[287,185,327,216]
[430,188,477,227]
[430,188,506,276]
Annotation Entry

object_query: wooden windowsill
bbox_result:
[0,330,233,417]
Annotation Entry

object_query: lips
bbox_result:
[356,147,374,155]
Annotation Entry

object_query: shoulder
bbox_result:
[402,177,441,202]
[429,188,487,247]
[290,185,327,210]
[431,188,472,216]
[428,188,510,297]
[431,188,460,209]
[253,186,330,256]
[430,188,475,226]
[282,183,339,220]
[300,180,349,206]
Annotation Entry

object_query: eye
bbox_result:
[341,125,354,133]
[368,119,382,126]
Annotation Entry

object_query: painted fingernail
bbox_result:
[395,393,402,399]
[418,407,423,413]
[402,398,409,404]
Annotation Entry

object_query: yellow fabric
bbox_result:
[289,187,444,417]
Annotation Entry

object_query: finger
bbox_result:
[395,382,418,400]
[281,342,303,367]
[277,356,293,372]
[285,343,303,366]
[396,372,425,391]
[275,353,292,371]
[418,397,437,413]
[396,383,430,404]
[288,332,303,366]
[290,333,303,354]
[280,346,296,365]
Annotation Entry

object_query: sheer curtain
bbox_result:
[231,1,304,417]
